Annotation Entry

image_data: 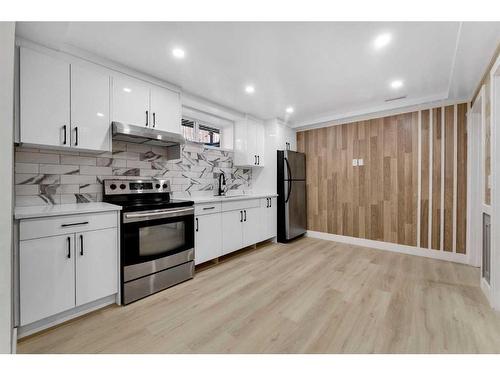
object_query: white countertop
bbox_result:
[183,193,278,204]
[14,202,122,220]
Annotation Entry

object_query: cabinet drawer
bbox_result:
[194,202,221,216]
[20,211,118,240]
[221,199,260,212]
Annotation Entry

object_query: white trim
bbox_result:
[428,109,433,249]
[481,277,492,305]
[417,110,422,248]
[440,107,445,251]
[453,104,458,253]
[293,97,470,131]
[16,294,117,340]
[306,231,469,264]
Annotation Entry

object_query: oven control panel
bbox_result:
[103,179,171,195]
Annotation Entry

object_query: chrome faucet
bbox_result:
[217,172,227,196]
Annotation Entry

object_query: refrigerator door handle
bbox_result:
[284,157,293,203]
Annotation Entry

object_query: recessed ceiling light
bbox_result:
[390,80,403,89]
[172,48,185,59]
[374,33,392,49]
[286,106,294,114]
[245,85,255,94]
[123,87,132,93]
[96,112,104,117]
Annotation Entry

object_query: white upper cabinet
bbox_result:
[71,65,111,152]
[112,76,182,134]
[112,75,150,127]
[150,85,181,133]
[20,47,71,148]
[234,117,265,167]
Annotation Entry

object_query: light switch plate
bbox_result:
[358,159,364,166]
[352,159,358,166]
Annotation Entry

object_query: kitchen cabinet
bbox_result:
[221,209,244,255]
[259,197,277,241]
[18,211,119,326]
[20,234,76,326]
[242,207,260,247]
[194,213,222,264]
[19,47,111,152]
[71,65,110,152]
[112,75,150,127]
[20,47,70,148]
[75,228,118,306]
[234,117,265,167]
[150,85,181,133]
[112,75,181,134]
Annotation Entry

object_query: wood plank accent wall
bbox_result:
[297,103,469,254]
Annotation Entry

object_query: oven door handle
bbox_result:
[123,207,194,223]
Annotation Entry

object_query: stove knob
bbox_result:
[109,183,117,190]
[120,184,126,190]
[162,184,168,189]
[155,183,161,189]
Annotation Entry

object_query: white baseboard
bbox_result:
[481,277,492,304]
[16,294,117,341]
[306,231,471,265]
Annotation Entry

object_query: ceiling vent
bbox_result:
[385,95,407,102]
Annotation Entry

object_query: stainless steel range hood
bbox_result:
[112,122,185,147]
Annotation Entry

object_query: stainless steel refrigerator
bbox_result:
[277,150,307,242]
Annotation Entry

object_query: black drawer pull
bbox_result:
[63,125,67,145]
[203,206,216,210]
[74,126,79,146]
[67,237,71,258]
[244,210,247,222]
[61,221,89,227]
[240,210,243,222]
[195,218,199,232]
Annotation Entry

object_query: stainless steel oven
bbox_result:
[103,179,195,304]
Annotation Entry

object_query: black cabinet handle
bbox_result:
[244,210,247,222]
[61,221,89,228]
[153,112,156,128]
[269,198,272,208]
[267,198,270,208]
[79,234,84,256]
[74,126,78,146]
[240,210,243,222]
[63,125,67,145]
[146,110,149,127]
[254,155,257,165]
[67,237,71,258]
[257,155,260,165]
[203,206,215,210]
[195,218,199,232]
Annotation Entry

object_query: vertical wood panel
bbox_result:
[420,109,430,248]
[297,103,467,253]
[431,107,442,250]
[456,103,468,253]
[443,105,455,252]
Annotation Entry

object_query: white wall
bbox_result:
[0,21,15,353]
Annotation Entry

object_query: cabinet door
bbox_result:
[71,65,111,152]
[242,207,260,247]
[150,85,181,134]
[221,210,243,255]
[20,47,70,147]
[75,228,118,306]
[267,197,277,238]
[258,199,269,242]
[195,213,222,264]
[285,127,297,151]
[20,234,75,325]
[112,76,150,127]
[246,119,257,166]
[255,122,265,166]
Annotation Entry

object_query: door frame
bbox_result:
[489,53,500,309]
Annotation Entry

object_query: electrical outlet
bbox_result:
[352,159,358,167]
[358,158,364,166]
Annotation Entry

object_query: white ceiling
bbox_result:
[15,22,500,127]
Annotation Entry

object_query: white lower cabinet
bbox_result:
[221,210,244,255]
[242,207,260,247]
[18,212,119,326]
[195,213,222,265]
[259,197,277,241]
[75,228,118,306]
[20,234,76,326]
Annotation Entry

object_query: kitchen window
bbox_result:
[181,117,221,148]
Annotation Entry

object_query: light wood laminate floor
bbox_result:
[18,237,500,353]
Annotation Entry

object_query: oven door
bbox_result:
[122,207,194,282]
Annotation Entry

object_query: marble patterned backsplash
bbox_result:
[15,141,252,207]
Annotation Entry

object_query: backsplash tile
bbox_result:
[14,141,252,206]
